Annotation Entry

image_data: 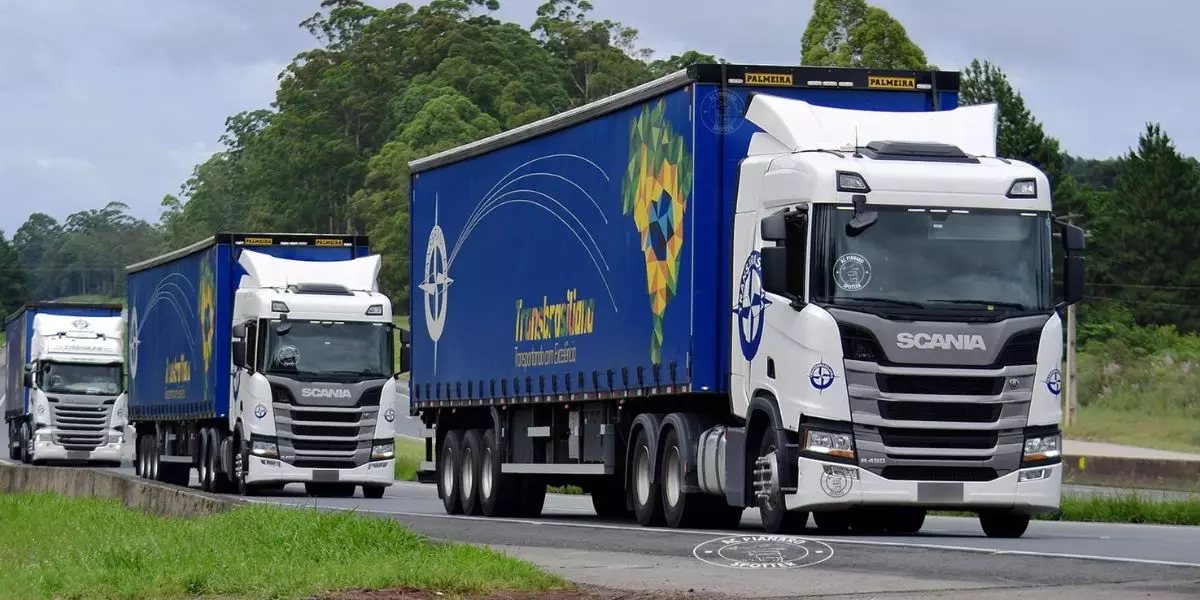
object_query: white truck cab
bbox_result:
[21,313,127,465]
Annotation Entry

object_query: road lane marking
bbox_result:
[250,499,1200,569]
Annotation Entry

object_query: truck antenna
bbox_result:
[852,127,863,158]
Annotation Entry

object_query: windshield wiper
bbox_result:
[835,296,925,309]
[929,299,1027,311]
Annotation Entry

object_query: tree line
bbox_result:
[1,0,1194,343]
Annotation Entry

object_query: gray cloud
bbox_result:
[1,0,1192,234]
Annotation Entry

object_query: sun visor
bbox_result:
[744,94,998,157]
[238,250,381,292]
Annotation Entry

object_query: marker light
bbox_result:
[1007,178,1037,198]
[836,171,871,193]
[366,304,384,316]
[271,301,290,313]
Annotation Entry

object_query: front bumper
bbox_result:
[246,455,395,486]
[31,439,125,463]
[785,456,1062,515]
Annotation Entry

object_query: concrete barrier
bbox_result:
[1063,454,1200,493]
[0,460,246,518]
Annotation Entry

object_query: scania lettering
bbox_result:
[4,302,127,466]
[407,64,1085,538]
[125,233,409,498]
[895,333,987,350]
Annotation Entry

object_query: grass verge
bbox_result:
[934,495,1200,526]
[0,492,564,600]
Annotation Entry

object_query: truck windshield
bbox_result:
[42,363,123,396]
[262,320,393,381]
[811,205,1052,314]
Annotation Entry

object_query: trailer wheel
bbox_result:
[147,432,160,481]
[979,510,1030,538]
[438,429,464,514]
[630,426,665,527]
[362,484,386,499]
[460,429,484,515]
[755,430,808,534]
[661,427,706,529]
[479,428,516,517]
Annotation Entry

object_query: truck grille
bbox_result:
[271,384,380,469]
[48,397,115,451]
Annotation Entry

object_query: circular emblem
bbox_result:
[72,319,89,329]
[254,403,267,419]
[693,535,834,570]
[1045,368,1061,395]
[733,251,772,361]
[833,253,872,292]
[384,407,395,423]
[699,89,746,134]
[420,222,452,344]
[809,362,835,390]
[128,305,139,379]
[820,470,853,498]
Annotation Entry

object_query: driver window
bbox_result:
[786,213,808,298]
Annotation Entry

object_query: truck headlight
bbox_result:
[803,429,855,460]
[108,432,123,444]
[252,440,279,458]
[1023,433,1061,462]
[372,441,395,460]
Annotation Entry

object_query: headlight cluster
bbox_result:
[1023,433,1061,463]
[803,429,855,460]
[372,441,395,461]
[251,439,279,459]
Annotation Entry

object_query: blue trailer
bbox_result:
[126,233,405,498]
[408,64,1084,537]
[4,301,125,464]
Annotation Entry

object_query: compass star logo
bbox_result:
[733,251,772,361]
[418,195,453,373]
[128,305,139,379]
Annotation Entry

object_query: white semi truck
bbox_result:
[125,233,408,498]
[407,64,1086,538]
[4,302,128,466]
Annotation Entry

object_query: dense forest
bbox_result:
[2,0,1198,356]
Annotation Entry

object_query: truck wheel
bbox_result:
[979,510,1031,538]
[20,423,32,464]
[363,484,386,499]
[661,427,707,529]
[812,511,852,534]
[479,429,517,517]
[755,430,808,534]
[8,424,20,461]
[146,433,160,481]
[234,436,261,496]
[590,483,632,519]
[514,476,546,518]
[212,434,236,493]
[198,427,213,492]
[888,508,927,534]
[630,426,665,527]
[438,429,464,514]
[460,429,485,515]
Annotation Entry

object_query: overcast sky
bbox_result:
[1,0,1194,235]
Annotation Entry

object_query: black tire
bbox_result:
[661,427,707,529]
[133,432,144,477]
[888,508,927,534]
[438,429,464,514]
[211,433,235,494]
[979,511,1031,538]
[146,433,159,481]
[756,430,808,534]
[20,423,32,464]
[460,429,485,516]
[9,424,20,461]
[198,427,213,492]
[363,484,386,499]
[514,476,546,518]
[812,510,852,534]
[629,427,665,527]
[479,429,517,517]
[235,435,261,496]
[590,482,632,519]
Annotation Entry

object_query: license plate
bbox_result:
[918,481,963,502]
[65,451,90,461]
[313,470,340,482]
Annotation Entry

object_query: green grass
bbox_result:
[0,492,564,600]
[934,494,1200,526]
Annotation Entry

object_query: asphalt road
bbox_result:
[4,425,1199,598]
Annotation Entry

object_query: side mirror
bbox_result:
[846,194,878,236]
[1060,222,1086,252]
[761,213,787,242]
[232,323,246,340]
[23,372,33,388]
[1062,255,1086,306]
[232,339,247,369]
[399,344,411,374]
[399,328,411,345]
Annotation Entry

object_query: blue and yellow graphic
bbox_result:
[621,99,693,365]
[514,290,596,343]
